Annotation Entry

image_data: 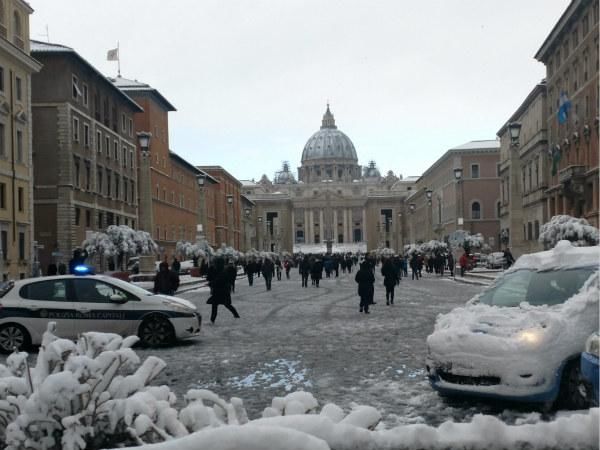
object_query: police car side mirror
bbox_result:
[109,294,128,304]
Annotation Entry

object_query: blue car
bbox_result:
[581,332,599,406]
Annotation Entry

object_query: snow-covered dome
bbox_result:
[301,105,358,163]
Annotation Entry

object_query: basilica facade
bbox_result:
[242,106,416,254]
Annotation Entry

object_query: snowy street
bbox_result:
[134,268,560,427]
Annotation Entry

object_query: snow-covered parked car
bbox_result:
[0,274,201,352]
[426,240,599,409]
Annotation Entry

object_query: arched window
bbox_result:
[12,10,20,36]
[471,202,481,220]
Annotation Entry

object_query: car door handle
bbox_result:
[76,308,91,313]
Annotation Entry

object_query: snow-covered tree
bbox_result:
[82,231,116,258]
[176,241,207,260]
[539,215,600,249]
[83,226,158,270]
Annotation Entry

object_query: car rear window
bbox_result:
[19,280,67,301]
[478,267,596,307]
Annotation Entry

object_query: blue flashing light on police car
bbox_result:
[73,265,95,275]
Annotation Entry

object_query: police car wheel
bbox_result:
[139,315,175,347]
[0,324,30,353]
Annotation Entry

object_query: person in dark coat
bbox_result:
[207,258,240,324]
[171,257,181,274]
[246,259,256,286]
[503,248,515,268]
[226,260,237,292]
[154,261,179,295]
[275,258,282,281]
[300,256,310,287]
[311,258,323,287]
[381,258,398,305]
[262,258,274,290]
[355,262,375,313]
[284,259,291,279]
[410,253,420,280]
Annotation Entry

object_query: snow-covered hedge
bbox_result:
[175,241,209,260]
[539,215,599,249]
[83,226,158,258]
[0,325,597,449]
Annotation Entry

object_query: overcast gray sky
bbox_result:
[29,0,569,181]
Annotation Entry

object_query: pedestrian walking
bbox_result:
[226,260,237,292]
[459,253,468,277]
[503,248,515,269]
[447,253,455,277]
[275,258,282,281]
[381,258,398,305]
[207,258,240,324]
[171,257,181,274]
[262,258,274,290]
[284,259,291,279]
[246,259,256,286]
[153,261,179,295]
[355,261,375,314]
[311,258,323,287]
[300,256,310,287]
[410,253,420,280]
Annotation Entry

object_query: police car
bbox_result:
[0,270,201,352]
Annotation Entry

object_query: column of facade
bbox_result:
[362,208,367,243]
[308,209,314,244]
[290,209,295,248]
[319,209,324,243]
[332,209,338,243]
[348,208,353,242]
[343,209,349,243]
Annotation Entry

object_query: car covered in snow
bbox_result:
[426,240,599,408]
[580,332,599,406]
[0,274,201,352]
[486,252,506,269]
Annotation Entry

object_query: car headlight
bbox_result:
[516,328,544,346]
[585,333,599,357]
[163,301,193,313]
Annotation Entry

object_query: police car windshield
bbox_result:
[103,276,154,297]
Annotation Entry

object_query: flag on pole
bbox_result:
[107,48,119,61]
[557,91,571,125]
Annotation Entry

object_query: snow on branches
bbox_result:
[175,241,209,260]
[83,226,158,258]
[0,325,597,450]
[539,215,600,249]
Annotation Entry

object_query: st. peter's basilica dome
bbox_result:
[301,105,358,163]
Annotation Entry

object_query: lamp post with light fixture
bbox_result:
[453,167,463,232]
[506,121,523,254]
[137,131,153,234]
[425,188,433,240]
[226,194,234,247]
[257,216,263,251]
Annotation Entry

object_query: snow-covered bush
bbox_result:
[419,240,447,254]
[539,215,599,249]
[373,247,395,258]
[175,241,208,260]
[83,226,158,268]
[0,323,183,450]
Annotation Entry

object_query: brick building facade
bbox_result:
[197,166,242,250]
[111,76,201,258]
[535,0,599,228]
[31,41,141,272]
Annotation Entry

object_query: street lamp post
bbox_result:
[257,216,263,251]
[453,167,463,232]
[226,194,234,248]
[243,207,251,251]
[425,188,433,241]
[507,121,522,253]
[136,132,153,234]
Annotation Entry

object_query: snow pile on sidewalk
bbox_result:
[0,325,597,450]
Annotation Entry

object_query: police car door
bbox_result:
[18,278,76,339]
[71,278,134,337]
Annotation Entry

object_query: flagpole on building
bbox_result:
[117,41,121,76]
